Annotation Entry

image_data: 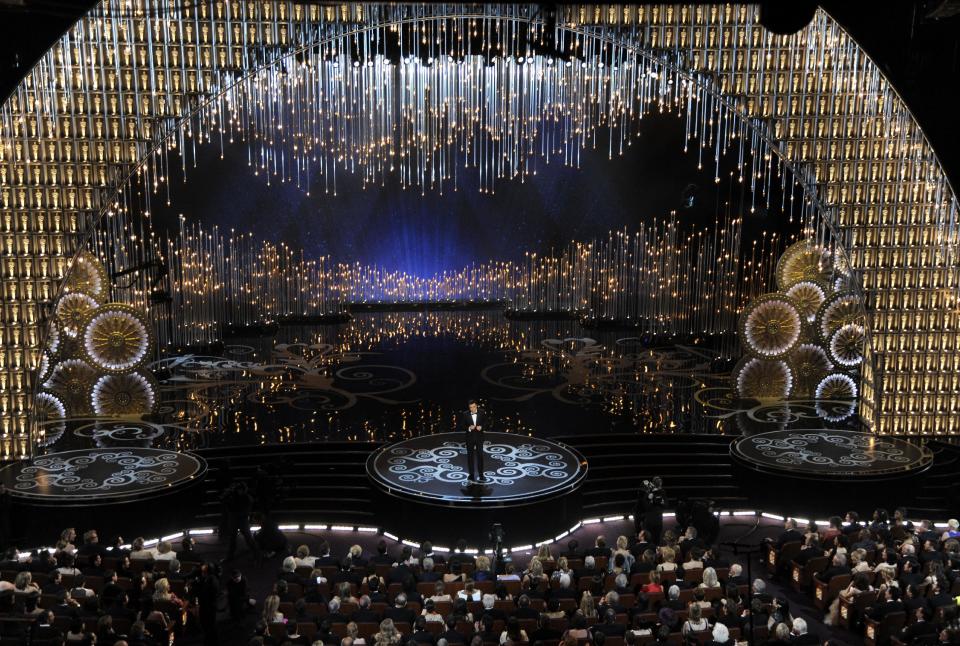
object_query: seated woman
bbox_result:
[552,556,574,582]
[681,603,710,637]
[262,594,284,624]
[682,549,704,573]
[430,581,452,603]
[825,572,873,626]
[579,590,598,622]
[421,599,444,623]
[500,617,529,644]
[474,555,494,582]
[641,570,663,595]
[458,580,481,601]
[657,547,678,573]
[522,557,549,591]
[154,577,186,607]
[700,567,721,590]
[564,614,590,641]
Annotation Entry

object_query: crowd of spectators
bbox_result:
[3,507,959,645]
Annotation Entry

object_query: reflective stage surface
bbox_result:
[35,311,860,455]
[366,432,587,507]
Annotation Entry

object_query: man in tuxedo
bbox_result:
[462,400,487,482]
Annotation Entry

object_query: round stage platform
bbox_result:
[731,430,933,479]
[0,448,206,505]
[366,432,587,509]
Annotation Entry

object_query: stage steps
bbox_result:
[193,442,382,526]
[556,433,750,518]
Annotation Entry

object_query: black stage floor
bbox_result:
[8,311,952,546]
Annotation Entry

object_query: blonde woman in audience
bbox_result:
[850,549,871,574]
[474,555,494,582]
[13,571,40,596]
[154,541,176,561]
[579,590,598,621]
[536,544,555,565]
[522,557,549,590]
[681,603,709,636]
[263,594,283,623]
[374,618,402,646]
[657,546,678,572]
[153,577,186,609]
[348,622,367,646]
[130,537,153,560]
[294,544,316,568]
[700,567,720,589]
[552,556,574,582]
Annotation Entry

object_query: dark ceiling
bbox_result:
[1,1,958,187]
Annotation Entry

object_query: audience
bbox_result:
[4,507,958,646]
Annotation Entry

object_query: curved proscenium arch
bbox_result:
[0,4,957,459]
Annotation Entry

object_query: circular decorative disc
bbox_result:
[816,292,864,343]
[776,240,833,290]
[788,343,833,398]
[33,391,67,444]
[44,359,97,415]
[815,372,858,400]
[81,304,154,373]
[828,323,865,367]
[738,294,802,359]
[63,250,109,302]
[785,280,827,322]
[36,352,52,384]
[733,357,794,400]
[91,372,158,416]
[56,292,99,338]
[45,322,61,358]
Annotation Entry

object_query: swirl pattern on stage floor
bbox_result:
[368,432,586,506]
[731,430,932,478]
[0,448,206,503]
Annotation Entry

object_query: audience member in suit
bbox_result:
[448,540,476,572]
[354,595,381,623]
[418,558,441,583]
[370,540,395,567]
[900,607,939,643]
[817,553,851,582]
[867,586,905,621]
[326,597,351,624]
[773,519,804,549]
[794,537,823,566]
[384,593,417,625]
[591,608,627,638]
[550,573,577,601]
[529,613,562,642]
[77,530,109,561]
[790,617,819,645]
[842,511,863,536]
[587,536,613,560]
[411,617,436,645]
[441,614,468,644]
[315,542,342,567]
[514,594,539,620]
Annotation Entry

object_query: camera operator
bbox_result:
[633,477,666,544]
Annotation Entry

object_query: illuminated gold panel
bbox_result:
[1,3,958,457]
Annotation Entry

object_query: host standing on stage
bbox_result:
[463,399,487,482]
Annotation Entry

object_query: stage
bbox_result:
[366,432,588,507]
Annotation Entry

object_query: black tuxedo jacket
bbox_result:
[462,411,487,434]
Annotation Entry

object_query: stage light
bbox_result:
[331,525,354,531]
[602,515,625,522]
[792,517,809,524]
[278,524,301,531]
[304,524,329,531]
[761,513,785,521]
[732,511,757,516]
[568,522,582,533]
[357,527,379,533]
[510,545,533,552]
[401,539,421,548]
[554,531,569,541]
[464,548,479,555]
[582,518,601,525]
[249,526,262,532]
[161,532,184,541]
[432,546,450,553]
[535,540,553,548]
[143,538,159,547]
[188,529,215,536]
[383,532,399,541]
